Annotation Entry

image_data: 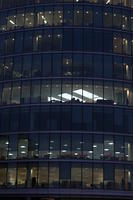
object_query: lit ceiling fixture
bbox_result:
[73,89,103,101]
[9,20,15,25]
[106,0,110,4]
[58,93,82,102]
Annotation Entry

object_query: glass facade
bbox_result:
[0,0,133,200]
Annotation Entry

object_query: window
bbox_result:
[2,83,11,105]
[60,163,71,188]
[82,163,92,188]
[72,134,82,159]
[29,134,39,159]
[17,165,27,187]
[115,165,125,190]
[113,34,122,54]
[104,164,114,189]
[21,81,30,103]
[125,165,133,191]
[61,134,71,159]
[39,134,49,159]
[0,165,7,187]
[30,165,38,187]
[113,9,121,28]
[125,137,133,161]
[38,163,48,187]
[54,7,63,26]
[104,135,114,160]
[115,136,124,161]
[25,9,34,28]
[49,134,60,159]
[83,134,92,159]
[31,81,41,103]
[32,54,41,77]
[71,163,81,188]
[4,58,13,80]
[93,164,103,189]
[7,164,16,188]
[93,135,103,160]
[0,136,8,160]
[49,163,59,187]
[74,6,83,26]
[18,135,28,159]
[13,56,22,79]
[8,135,17,159]
[103,8,112,28]
[84,6,93,26]
[11,82,21,104]
[23,55,31,77]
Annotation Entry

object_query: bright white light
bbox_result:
[5,141,9,145]
[58,93,82,102]
[9,153,13,156]
[21,151,26,154]
[104,149,109,151]
[41,16,47,24]
[61,150,67,153]
[48,152,52,155]
[9,20,15,25]
[115,152,120,154]
[48,97,60,101]
[93,145,97,148]
[106,0,110,4]
[73,89,103,101]
[58,93,71,100]
[20,146,26,148]
[108,142,114,145]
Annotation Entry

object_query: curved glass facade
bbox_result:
[0,1,133,200]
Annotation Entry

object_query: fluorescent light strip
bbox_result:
[48,97,61,102]
[73,89,103,101]
[58,93,83,102]
[9,20,15,25]
[106,0,110,4]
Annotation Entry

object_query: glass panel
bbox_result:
[104,135,114,160]
[21,81,30,104]
[18,135,28,159]
[8,135,17,159]
[38,163,48,187]
[49,163,59,187]
[125,137,133,161]
[115,136,124,161]
[60,163,71,188]
[2,83,11,105]
[93,164,103,189]
[29,134,39,159]
[30,166,38,187]
[93,135,103,160]
[7,164,16,187]
[125,165,133,191]
[11,82,21,104]
[61,134,71,159]
[17,166,27,187]
[71,163,81,188]
[83,134,92,159]
[49,134,60,159]
[0,165,6,187]
[104,164,114,190]
[82,163,92,189]
[0,136,8,160]
[115,165,125,190]
[72,134,82,159]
